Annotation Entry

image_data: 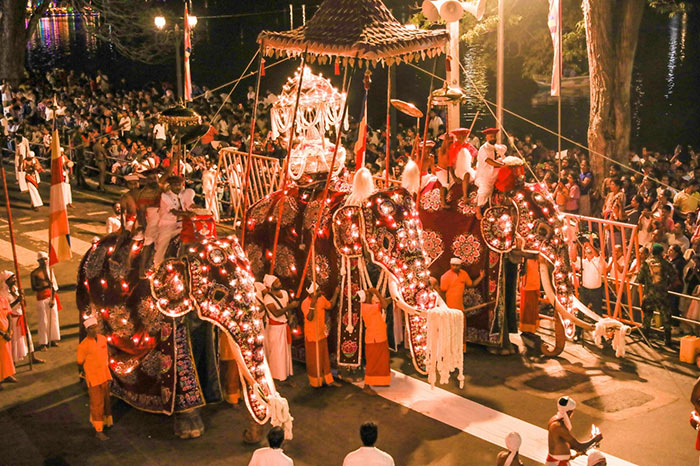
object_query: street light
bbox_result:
[154,15,166,30]
[187,15,197,28]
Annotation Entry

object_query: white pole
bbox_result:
[302,4,307,25]
[447,21,460,130]
[496,0,504,144]
[289,4,294,29]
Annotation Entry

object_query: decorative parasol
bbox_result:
[258,0,448,67]
[158,106,202,128]
[390,99,423,118]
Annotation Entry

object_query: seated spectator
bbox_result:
[668,222,690,252]
[248,427,293,466]
[343,422,394,466]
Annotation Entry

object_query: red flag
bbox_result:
[353,95,367,172]
[184,4,193,101]
[548,0,561,97]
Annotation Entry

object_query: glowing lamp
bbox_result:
[154,15,166,29]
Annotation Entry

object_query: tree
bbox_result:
[582,0,645,189]
[0,0,179,84]
[0,0,51,84]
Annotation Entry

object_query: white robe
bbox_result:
[474,142,506,206]
[201,169,220,223]
[262,290,293,382]
[10,301,34,361]
[153,189,195,266]
[15,138,29,192]
[27,179,43,208]
[36,269,60,346]
[63,168,72,206]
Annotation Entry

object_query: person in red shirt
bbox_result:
[77,316,113,440]
[301,282,340,388]
[359,288,391,392]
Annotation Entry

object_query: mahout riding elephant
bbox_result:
[244,169,463,383]
[77,219,291,439]
[403,157,627,357]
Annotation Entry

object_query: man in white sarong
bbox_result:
[14,133,29,192]
[61,148,73,208]
[0,271,43,364]
[261,274,296,383]
[23,152,43,210]
[546,396,603,466]
[475,128,506,219]
[201,163,219,223]
[30,252,60,350]
[153,175,195,267]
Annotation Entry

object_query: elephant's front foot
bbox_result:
[242,417,263,444]
[174,408,205,439]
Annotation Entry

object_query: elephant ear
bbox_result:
[480,204,518,253]
[332,205,363,258]
[151,258,193,318]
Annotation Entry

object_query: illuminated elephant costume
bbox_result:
[404,157,629,357]
[76,224,292,439]
[243,169,464,384]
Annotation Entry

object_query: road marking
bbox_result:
[73,223,106,235]
[0,239,38,267]
[86,210,109,216]
[19,219,46,226]
[22,230,94,256]
[367,370,635,466]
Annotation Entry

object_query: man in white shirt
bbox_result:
[474,128,506,219]
[153,175,195,267]
[575,241,604,316]
[667,222,690,252]
[248,427,293,466]
[152,122,167,151]
[343,422,394,466]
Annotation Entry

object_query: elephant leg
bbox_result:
[174,408,205,439]
[242,412,263,444]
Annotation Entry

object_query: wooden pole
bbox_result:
[384,65,392,185]
[416,58,439,208]
[0,156,33,370]
[240,45,265,248]
[269,49,309,274]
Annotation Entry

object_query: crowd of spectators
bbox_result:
[3,69,700,339]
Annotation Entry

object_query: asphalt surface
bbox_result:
[0,169,697,465]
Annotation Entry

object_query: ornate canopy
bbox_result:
[257,0,448,67]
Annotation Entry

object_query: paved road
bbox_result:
[0,170,697,465]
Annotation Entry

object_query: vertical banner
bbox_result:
[184,4,193,102]
[49,127,71,266]
[353,91,368,172]
[548,0,561,97]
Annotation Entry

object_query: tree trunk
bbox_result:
[583,0,645,192]
[0,0,52,84]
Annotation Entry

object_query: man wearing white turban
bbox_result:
[30,252,60,349]
[496,432,523,466]
[0,271,43,364]
[546,396,603,465]
[261,274,297,383]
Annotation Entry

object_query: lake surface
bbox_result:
[26,4,700,154]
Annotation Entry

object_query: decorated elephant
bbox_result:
[403,157,629,357]
[243,169,464,385]
[76,220,292,439]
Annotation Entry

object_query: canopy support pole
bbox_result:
[240,45,265,248]
[269,48,309,275]
[384,65,392,186]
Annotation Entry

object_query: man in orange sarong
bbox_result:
[519,258,541,334]
[0,289,17,386]
[219,334,241,405]
[440,258,484,311]
[359,288,391,393]
[301,282,340,388]
[77,316,113,440]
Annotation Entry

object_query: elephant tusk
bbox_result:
[538,261,595,331]
[388,278,419,314]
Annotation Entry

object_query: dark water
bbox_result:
[26,5,700,153]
